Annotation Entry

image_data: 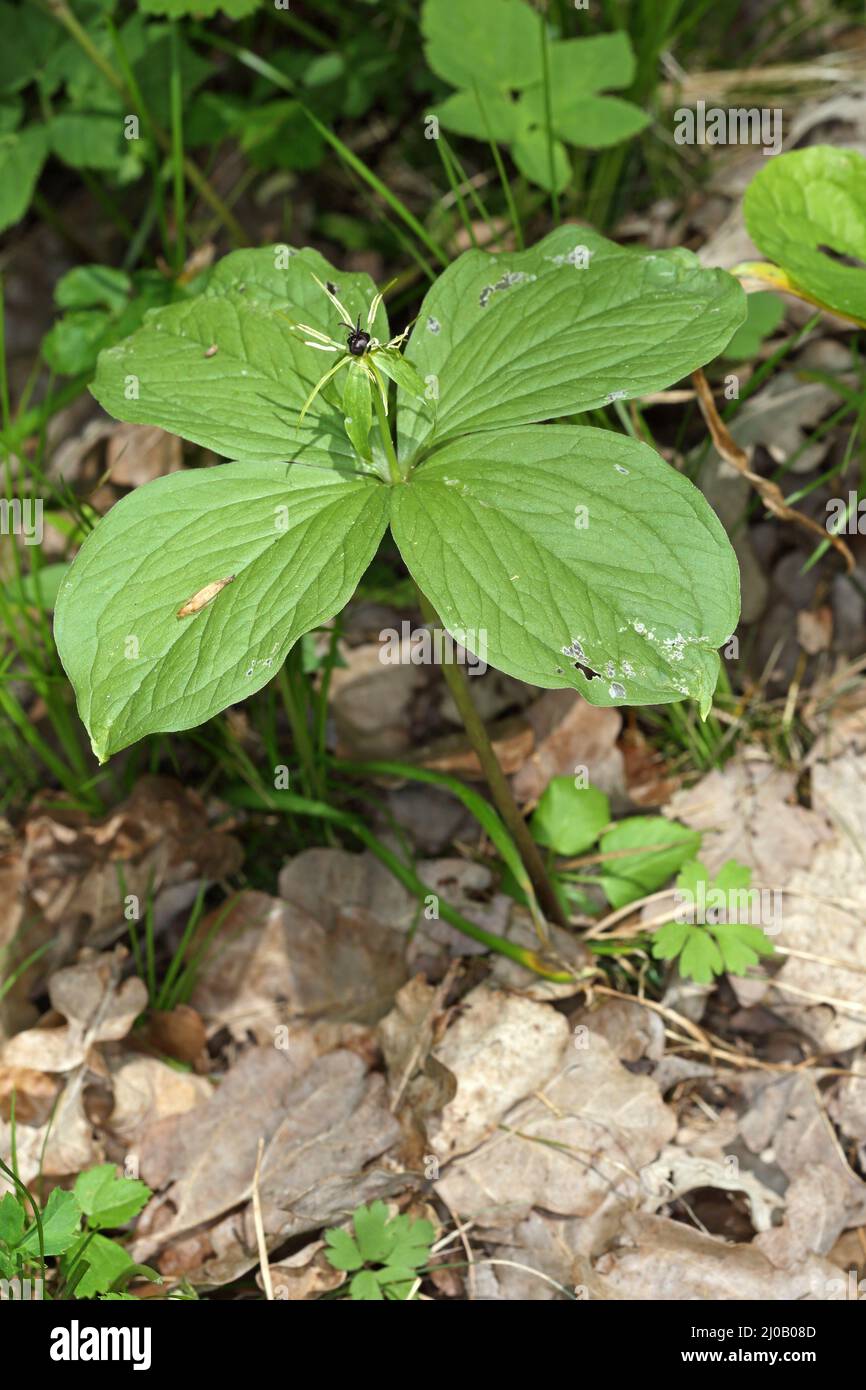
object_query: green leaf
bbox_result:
[391,427,739,712]
[54,462,389,761]
[378,1264,417,1298]
[399,226,746,456]
[678,926,724,984]
[55,265,132,314]
[0,99,21,135]
[139,0,260,15]
[548,95,650,149]
[546,32,636,95]
[722,291,784,360]
[712,922,775,976]
[343,359,373,461]
[651,918,690,962]
[61,1233,136,1300]
[324,1226,364,1272]
[20,1188,81,1257]
[433,87,522,144]
[44,268,176,378]
[512,130,571,194]
[0,125,48,233]
[0,3,60,96]
[7,562,70,611]
[385,1215,435,1270]
[743,146,866,323]
[74,1165,151,1229]
[598,817,702,909]
[372,347,430,408]
[91,247,388,471]
[712,859,753,894]
[49,111,124,171]
[352,1201,392,1263]
[422,0,543,93]
[653,856,775,983]
[0,1192,25,1248]
[530,778,610,856]
[349,1269,384,1300]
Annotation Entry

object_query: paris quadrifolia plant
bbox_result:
[54,229,745,941]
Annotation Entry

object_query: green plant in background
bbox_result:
[324,1201,435,1300]
[528,780,776,983]
[739,146,866,326]
[721,291,785,361]
[530,775,701,912]
[54,227,744,763]
[652,858,777,984]
[42,264,183,378]
[0,1,208,234]
[422,0,649,194]
[0,1159,155,1298]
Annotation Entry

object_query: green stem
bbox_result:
[371,365,404,484]
[413,589,568,930]
[169,21,186,272]
[277,656,321,800]
[538,12,559,224]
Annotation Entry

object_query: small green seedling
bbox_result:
[0,1160,155,1299]
[530,775,701,911]
[54,226,744,764]
[652,858,777,984]
[324,1200,435,1301]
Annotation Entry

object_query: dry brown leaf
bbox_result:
[190,888,407,1036]
[134,1048,405,1285]
[1,949,147,1073]
[106,423,183,487]
[20,776,242,954]
[594,1212,842,1300]
[429,985,570,1162]
[435,1027,675,1224]
[511,690,625,805]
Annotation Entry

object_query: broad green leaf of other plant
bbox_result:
[73,1164,151,1229]
[57,232,743,761]
[0,125,48,234]
[423,0,649,192]
[19,1187,81,1257]
[598,817,702,909]
[742,146,866,325]
[530,778,611,856]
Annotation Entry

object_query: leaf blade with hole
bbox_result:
[391,426,740,712]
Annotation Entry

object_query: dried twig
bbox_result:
[252,1136,274,1302]
[691,367,855,572]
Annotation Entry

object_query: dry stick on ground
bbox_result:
[691,367,855,573]
[252,1137,274,1302]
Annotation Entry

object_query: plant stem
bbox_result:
[371,366,404,484]
[414,588,568,930]
[276,657,321,800]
